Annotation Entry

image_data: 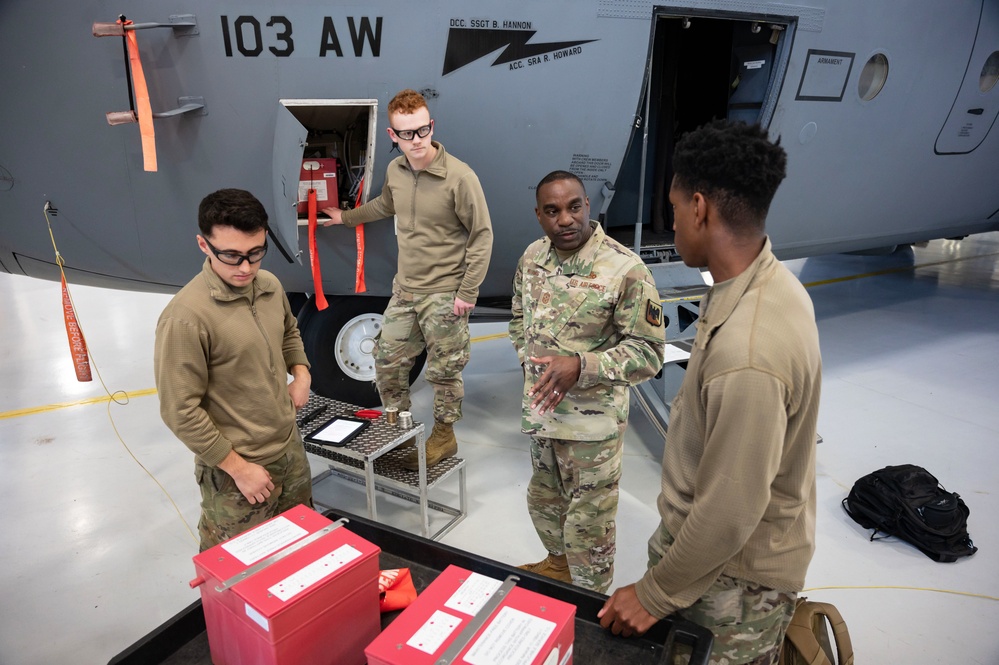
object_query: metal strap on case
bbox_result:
[214,518,348,592]
[435,574,519,665]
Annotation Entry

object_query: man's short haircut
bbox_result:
[536,170,585,202]
[387,89,429,116]
[198,188,269,237]
[672,120,787,234]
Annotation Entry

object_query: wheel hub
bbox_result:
[333,313,382,381]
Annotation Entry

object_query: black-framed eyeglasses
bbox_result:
[203,237,268,266]
[391,120,433,141]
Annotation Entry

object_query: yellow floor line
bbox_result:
[471,331,510,343]
[0,388,158,420]
[800,250,999,289]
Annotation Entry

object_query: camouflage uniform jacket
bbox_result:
[509,222,665,441]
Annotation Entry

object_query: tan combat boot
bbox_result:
[401,421,457,470]
[517,553,572,584]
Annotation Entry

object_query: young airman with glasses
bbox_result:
[322,89,494,469]
[154,188,314,550]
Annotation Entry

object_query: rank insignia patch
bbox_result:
[646,299,663,327]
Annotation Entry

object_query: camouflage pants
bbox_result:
[195,431,314,551]
[648,521,797,665]
[527,433,622,593]
[375,284,470,424]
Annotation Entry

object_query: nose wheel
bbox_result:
[297,294,427,406]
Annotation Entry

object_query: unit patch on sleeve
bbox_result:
[645,299,663,327]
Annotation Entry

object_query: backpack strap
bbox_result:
[783,600,855,665]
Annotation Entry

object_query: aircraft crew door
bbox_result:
[606,13,791,260]
[935,1,999,154]
[273,105,310,263]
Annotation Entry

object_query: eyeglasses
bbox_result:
[203,237,268,266]
[391,120,433,141]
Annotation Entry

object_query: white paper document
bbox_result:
[406,610,462,655]
[444,572,503,616]
[463,606,556,665]
[221,516,308,566]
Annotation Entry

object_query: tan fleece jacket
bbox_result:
[636,239,822,617]
[154,259,310,467]
[341,141,493,304]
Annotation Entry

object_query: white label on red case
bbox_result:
[221,516,309,566]
[268,544,363,602]
[559,643,573,665]
[299,180,330,203]
[463,606,556,665]
[443,572,503,616]
[543,646,559,665]
[245,603,270,632]
[406,609,462,654]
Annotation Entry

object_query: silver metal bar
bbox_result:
[435,575,520,664]
[418,424,429,538]
[365,458,378,521]
[634,67,653,255]
[92,15,199,38]
[152,97,207,118]
[214,518,347,592]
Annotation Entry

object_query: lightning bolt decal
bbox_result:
[443,28,597,75]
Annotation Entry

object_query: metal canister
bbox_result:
[384,406,398,424]
[398,411,414,429]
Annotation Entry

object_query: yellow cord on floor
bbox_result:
[39,205,199,546]
[803,585,998,602]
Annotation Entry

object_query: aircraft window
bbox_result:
[858,53,889,101]
[981,52,999,93]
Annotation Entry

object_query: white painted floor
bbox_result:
[1,233,997,665]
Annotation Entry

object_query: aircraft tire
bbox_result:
[297,294,427,407]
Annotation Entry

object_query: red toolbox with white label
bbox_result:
[189,505,379,665]
[366,564,575,665]
[297,158,339,214]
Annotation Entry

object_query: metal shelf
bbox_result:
[299,395,466,540]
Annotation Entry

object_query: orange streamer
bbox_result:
[354,178,366,293]
[61,274,92,382]
[307,190,328,310]
[120,19,157,171]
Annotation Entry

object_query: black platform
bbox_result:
[108,509,712,665]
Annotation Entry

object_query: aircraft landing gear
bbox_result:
[296,295,426,407]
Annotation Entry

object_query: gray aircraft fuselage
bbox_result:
[2,0,998,402]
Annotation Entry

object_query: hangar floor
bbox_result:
[1,232,997,665]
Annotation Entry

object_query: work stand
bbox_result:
[298,395,467,541]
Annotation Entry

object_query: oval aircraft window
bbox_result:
[981,52,999,93]
[858,53,889,101]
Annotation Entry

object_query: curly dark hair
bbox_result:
[198,188,269,236]
[672,120,787,234]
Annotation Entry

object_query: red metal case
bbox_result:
[366,564,575,665]
[297,158,339,214]
[190,505,379,665]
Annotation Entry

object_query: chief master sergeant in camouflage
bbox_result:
[510,170,665,593]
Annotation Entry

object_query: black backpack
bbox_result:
[842,464,977,563]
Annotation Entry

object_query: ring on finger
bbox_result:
[553,389,560,395]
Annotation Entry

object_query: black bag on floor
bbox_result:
[842,464,977,562]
